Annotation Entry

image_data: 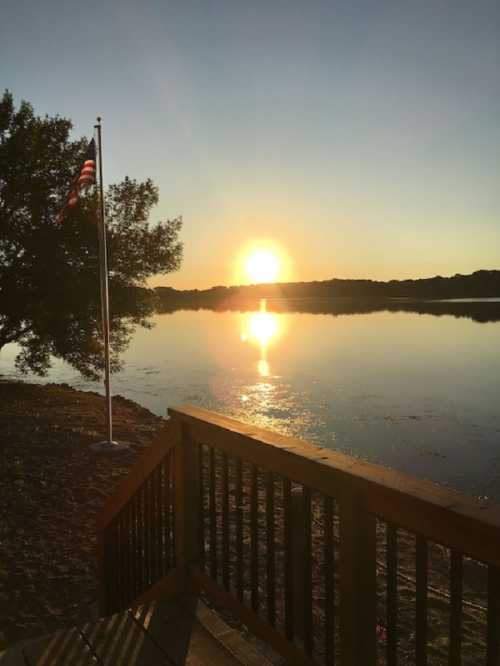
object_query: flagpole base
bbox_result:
[89,440,130,453]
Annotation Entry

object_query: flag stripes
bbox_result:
[55,139,96,223]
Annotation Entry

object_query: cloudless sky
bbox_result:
[2,1,499,288]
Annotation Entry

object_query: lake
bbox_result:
[1,299,499,500]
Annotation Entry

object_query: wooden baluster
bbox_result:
[98,529,107,615]
[155,466,162,579]
[209,446,217,580]
[198,443,206,572]
[235,457,243,601]
[131,496,138,600]
[170,450,176,567]
[164,454,172,570]
[148,474,155,586]
[166,454,173,569]
[133,489,143,596]
[286,485,314,654]
[222,451,230,590]
[266,471,276,627]
[123,503,135,603]
[416,536,428,666]
[135,487,141,594]
[250,463,259,613]
[122,507,128,603]
[166,455,172,569]
[142,485,147,587]
[487,565,500,666]
[324,495,335,665]
[386,524,398,666]
[339,486,377,666]
[119,516,126,608]
[144,482,149,589]
[158,462,165,578]
[107,519,121,609]
[138,485,145,594]
[283,478,294,641]
[109,524,117,613]
[127,508,134,606]
[149,473,156,585]
[302,487,313,656]
[112,521,120,611]
[449,550,463,665]
[97,526,106,616]
[152,467,159,584]
[145,478,151,588]
[114,516,121,608]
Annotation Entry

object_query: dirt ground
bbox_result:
[0,380,163,648]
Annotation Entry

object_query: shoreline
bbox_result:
[0,380,163,646]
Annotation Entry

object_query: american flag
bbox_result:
[55,139,96,223]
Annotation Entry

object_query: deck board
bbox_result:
[79,605,167,665]
[0,597,247,665]
[132,598,240,665]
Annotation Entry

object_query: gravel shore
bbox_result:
[0,380,163,647]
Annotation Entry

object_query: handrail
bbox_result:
[169,404,500,566]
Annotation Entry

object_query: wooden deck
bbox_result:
[0,596,270,665]
[8,405,500,665]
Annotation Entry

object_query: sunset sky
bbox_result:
[3,1,499,289]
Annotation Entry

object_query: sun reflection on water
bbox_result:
[257,358,270,377]
[240,299,282,377]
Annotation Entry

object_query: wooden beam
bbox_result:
[174,420,201,589]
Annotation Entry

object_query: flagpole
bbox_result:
[91,117,128,453]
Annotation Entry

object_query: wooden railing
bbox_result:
[98,405,500,665]
[97,421,177,614]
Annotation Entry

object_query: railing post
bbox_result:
[173,418,200,590]
[339,485,377,666]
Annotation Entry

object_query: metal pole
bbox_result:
[95,117,113,444]
[89,119,128,453]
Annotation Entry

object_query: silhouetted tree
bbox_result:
[0,91,182,377]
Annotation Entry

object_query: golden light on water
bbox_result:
[241,300,282,376]
[248,307,279,347]
[257,359,270,377]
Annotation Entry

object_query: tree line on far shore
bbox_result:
[155,269,500,311]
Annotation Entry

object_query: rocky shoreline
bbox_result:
[0,380,163,647]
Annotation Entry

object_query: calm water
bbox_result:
[1,302,499,499]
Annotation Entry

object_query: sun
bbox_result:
[245,249,280,284]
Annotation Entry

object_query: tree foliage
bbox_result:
[0,91,183,378]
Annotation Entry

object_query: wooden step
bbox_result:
[0,596,272,665]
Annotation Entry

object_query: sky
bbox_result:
[2,0,499,289]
